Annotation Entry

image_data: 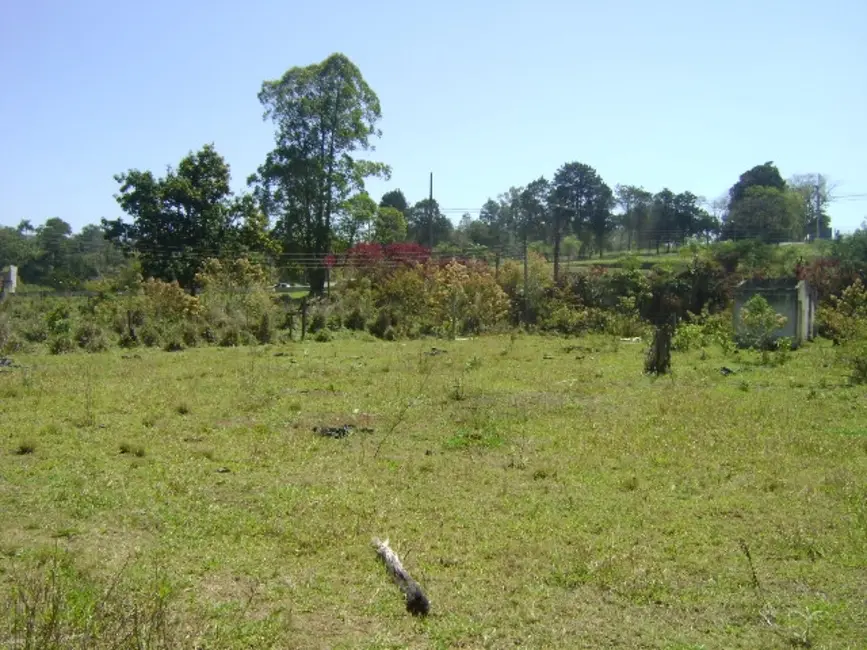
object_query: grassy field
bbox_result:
[1,334,865,649]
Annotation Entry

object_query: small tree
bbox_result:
[738,294,787,352]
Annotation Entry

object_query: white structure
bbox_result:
[1,265,17,299]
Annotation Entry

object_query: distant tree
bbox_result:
[650,189,676,253]
[561,235,581,261]
[723,186,802,243]
[372,206,407,244]
[479,194,516,273]
[337,192,377,249]
[789,173,834,240]
[226,193,282,263]
[452,213,490,250]
[672,191,704,244]
[248,53,390,294]
[517,177,549,264]
[407,198,452,247]
[694,210,721,244]
[615,185,653,251]
[379,189,409,215]
[729,161,786,206]
[106,143,237,288]
[549,162,613,275]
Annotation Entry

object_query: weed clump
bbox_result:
[15,440,36,455]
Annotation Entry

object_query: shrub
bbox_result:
[48,333,76,355]
[181,322,200,347]
[118,331,139,349]
[314,328,332,342]
[737,294,786,351]
[0,312,13,352]
[344,308,366,331]
[45,303,73,336]
[842,342,867,385]
[22,319,49,343]
[817,278,867,344]
[141,278,201,323]
[195,258,275,343]
[74,322,111,353]
[138,324,163,348]
[253,311,274,344]
[673,307,736,353]
[430,261,509,338]
[498,253,554,324]
[218,324,242,347]
[368,309,395,339]
[162,327,186,352]
[308,310,327,334]
[374,265,430,337]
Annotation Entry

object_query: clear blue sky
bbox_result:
[2,0,865,234]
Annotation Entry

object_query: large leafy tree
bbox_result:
[729,162,786,206]
[789,173,834,240]
[106,143,237,288]
[549,162,613,274]
[615,185,653,252]
[672,191,704,243]
[724,186,803,243]
[337,191,377,249]
[249,53,389,294]
[406,198,452,247]
[518,177,549,260]
[479,194,515,272]
[372,206,408,244]
[722,162,805,243]
[379,189,409,216]
[650,189,677,253]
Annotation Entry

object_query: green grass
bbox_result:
[1,335,865,648]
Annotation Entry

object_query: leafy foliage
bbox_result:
[250,53,389,294]
[817,278,867,344]
[106,144,246,289]
[737,294,787,350]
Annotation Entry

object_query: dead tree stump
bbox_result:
[372,538,430,617]
[645,323,673,375]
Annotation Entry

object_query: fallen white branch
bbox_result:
[372,537,430,616]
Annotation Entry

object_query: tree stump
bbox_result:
[372,538,430,617]
[645,324,673,375]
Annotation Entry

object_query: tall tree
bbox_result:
[379,189,409,215]
[615,185,652,252]
[407,198,452,247]
[729,161,786,206]
[549,162,614,273]
[106,143,236,288]
[479,196,514,274]
[337,191,377,249]
[672,191,703,244]
[789,173,834,240]
[372,206,407,244]
[249,53,390,294]
[724,186,802,243]
[650,189,677,254]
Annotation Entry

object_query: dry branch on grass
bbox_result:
[372,538,430,617]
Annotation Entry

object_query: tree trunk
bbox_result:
[308,267,327,295]
[372,538,430,617]
[553,230,561,283]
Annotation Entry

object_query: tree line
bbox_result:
[0,53,839,292]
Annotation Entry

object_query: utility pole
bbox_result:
[428,172,434,250]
